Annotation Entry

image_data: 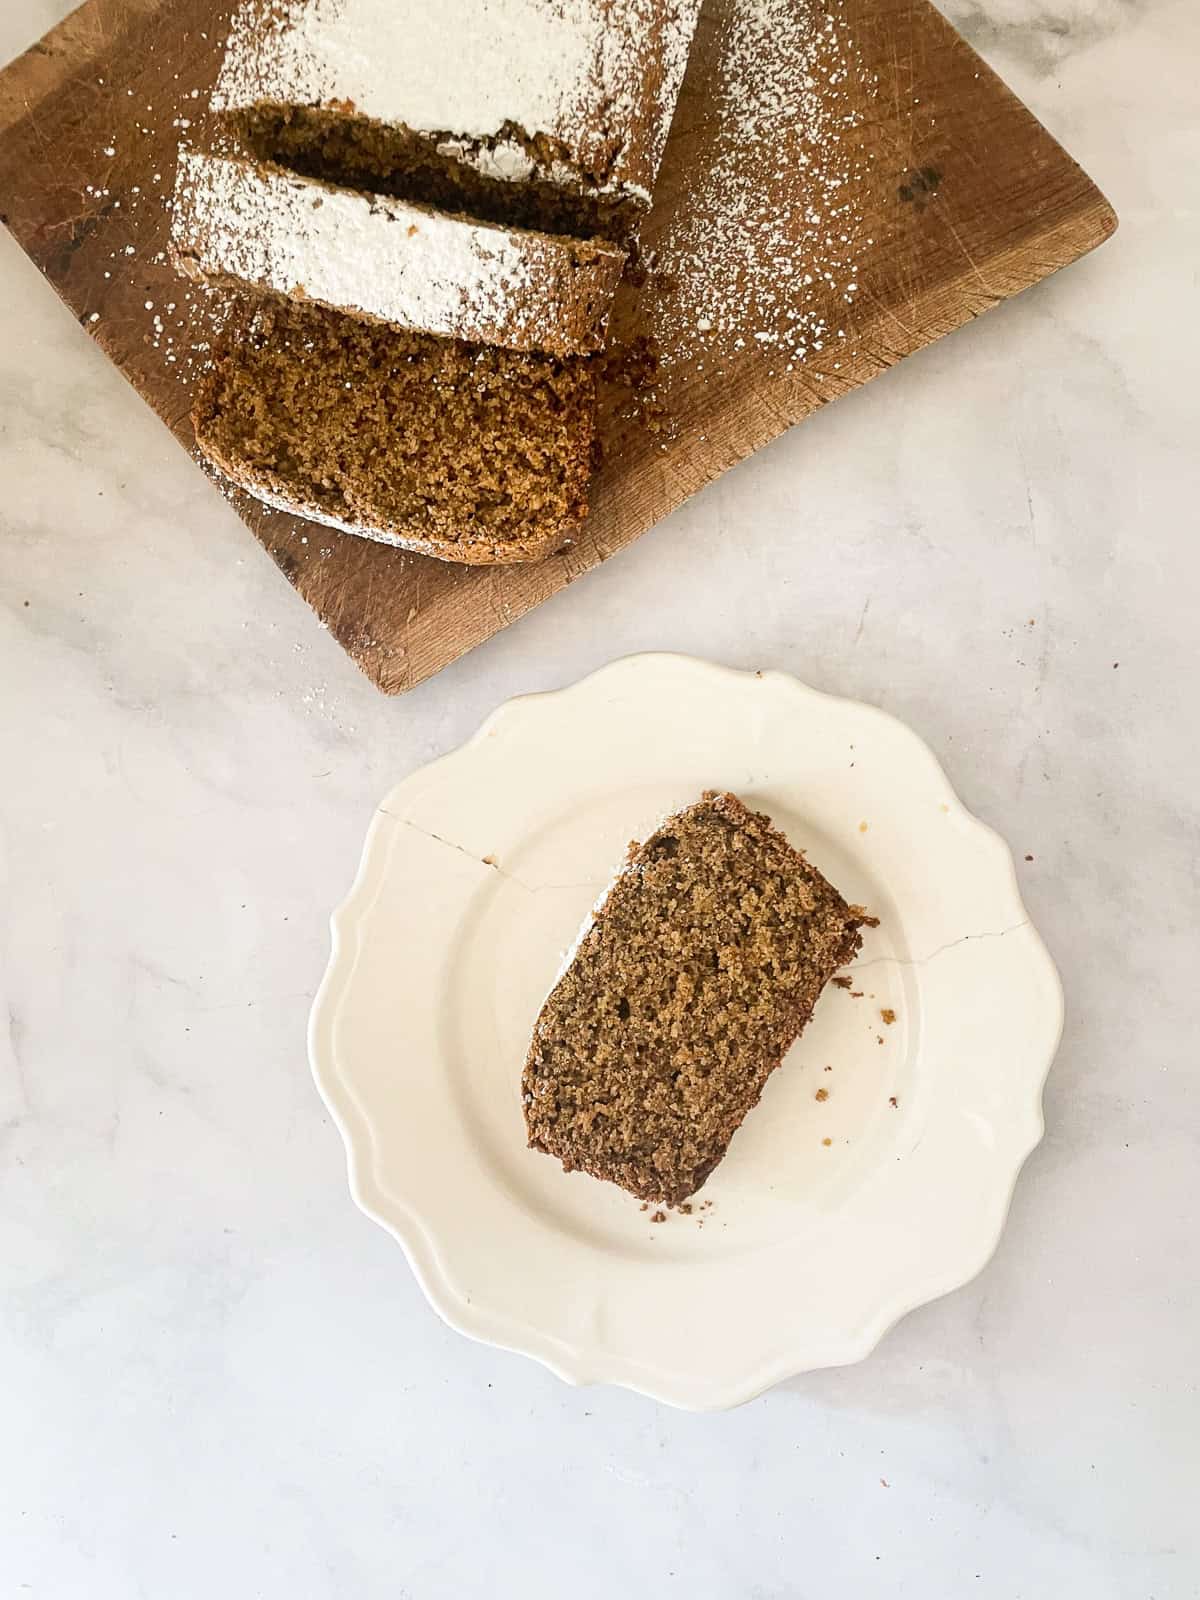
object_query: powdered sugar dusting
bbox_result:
[171,151,624,354]
[213,0,702,201]
[645,0,877,378]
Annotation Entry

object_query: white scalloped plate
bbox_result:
[308,655,1063,1409]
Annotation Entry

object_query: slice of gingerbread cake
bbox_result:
[522,792,870,1203]
[192,296,596,564]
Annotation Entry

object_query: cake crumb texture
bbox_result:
[522,791,868,1202]
[192,295,595,563]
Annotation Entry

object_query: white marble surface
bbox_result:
[2,0,1197,1594]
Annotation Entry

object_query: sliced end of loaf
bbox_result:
[192,295,595,565]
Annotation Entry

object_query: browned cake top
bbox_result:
[523,792,867,1202]
[192,295,595,562]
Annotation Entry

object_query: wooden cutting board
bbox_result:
[0,0,1115,693]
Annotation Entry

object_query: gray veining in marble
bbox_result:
[2,1,1197,1595]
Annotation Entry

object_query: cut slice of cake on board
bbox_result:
[173,153,627,357]
[173,0,703,564]
[522,792,871,1204]
[192,297,596,565]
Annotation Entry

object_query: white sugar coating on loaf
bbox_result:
[212,0,703,201]
[171,152,625,354]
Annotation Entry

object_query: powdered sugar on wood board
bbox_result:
[643,0,877,379]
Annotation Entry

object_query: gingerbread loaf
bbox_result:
[210,0,703,245]
[173,0,702,563]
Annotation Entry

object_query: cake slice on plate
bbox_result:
[522,792,870,1204]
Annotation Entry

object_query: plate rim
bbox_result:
[308,653,1064,1408]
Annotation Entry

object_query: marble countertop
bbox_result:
[2,1,1196,1594]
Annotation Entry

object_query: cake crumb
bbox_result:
[524,792,865,1201]
[815,1087,829,1102]
[888,1096,898,1107]
[880,1008,896,1025]
[832,975,853,990]
[821,1137,832,1147]
[192,296,596,559]
[651,1209,667,1224]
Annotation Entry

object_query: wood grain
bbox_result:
[0,0,1115,693]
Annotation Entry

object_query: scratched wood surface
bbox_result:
[0,0,1115,693]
